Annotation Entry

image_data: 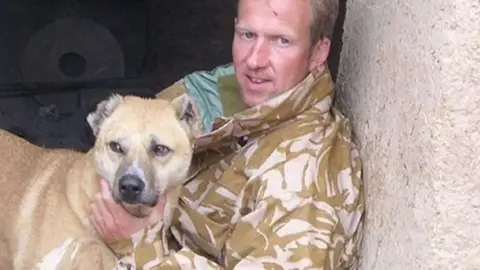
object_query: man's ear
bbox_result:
[309,37,331,72]
[87,93,123,137]
[171,94,203,137]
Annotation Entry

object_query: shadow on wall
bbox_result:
[329,0,347,82]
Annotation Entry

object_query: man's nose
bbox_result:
[246,39,269,69]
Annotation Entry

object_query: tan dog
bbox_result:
[0,93,202,269]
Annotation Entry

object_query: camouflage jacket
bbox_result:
[111,64,365,270]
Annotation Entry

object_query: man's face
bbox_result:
[232,0,329,106]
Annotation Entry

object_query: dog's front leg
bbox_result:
[72,241,118,270]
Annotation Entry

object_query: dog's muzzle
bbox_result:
[118,174,145,204]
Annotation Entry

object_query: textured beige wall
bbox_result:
[335,0,480,269]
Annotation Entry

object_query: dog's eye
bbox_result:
[108,141,123,154]
[152,144,171,156]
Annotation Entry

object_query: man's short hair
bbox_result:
[309,0,339,44]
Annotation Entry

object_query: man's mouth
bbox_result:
[246,75,270,85]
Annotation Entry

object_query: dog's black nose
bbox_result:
[118,175,145,203]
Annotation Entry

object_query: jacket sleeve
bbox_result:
[108,226,224,270]
[154,78,187,101]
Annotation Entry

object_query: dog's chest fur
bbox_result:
[0,130,104,269]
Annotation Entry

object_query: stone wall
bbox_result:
[335,0,479,269]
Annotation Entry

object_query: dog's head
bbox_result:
[87,94,202,218]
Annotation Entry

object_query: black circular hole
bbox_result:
[58,52,86,78]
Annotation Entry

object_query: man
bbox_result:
[90,0,364,269]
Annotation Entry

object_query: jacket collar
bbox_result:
[193,66,335,152]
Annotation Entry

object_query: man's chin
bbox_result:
[241,91,269,107]
[121,203,153,218]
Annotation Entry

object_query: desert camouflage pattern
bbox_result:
[109,66,365,270]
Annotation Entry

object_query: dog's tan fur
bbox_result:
[0,93,202,269]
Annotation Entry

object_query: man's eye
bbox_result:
[277,37,290,46]
[152,144,171,157]
[108,141,123,154]
[241,32,255,40]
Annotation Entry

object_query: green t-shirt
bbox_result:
[183,63,247,133]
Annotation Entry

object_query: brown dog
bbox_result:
[0,93,202,269]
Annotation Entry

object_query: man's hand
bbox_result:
[89,178,166,243]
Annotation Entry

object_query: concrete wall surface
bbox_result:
[335,0,479,269]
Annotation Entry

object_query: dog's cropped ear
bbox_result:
[87,94,124,137]
[171,94,203,137]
